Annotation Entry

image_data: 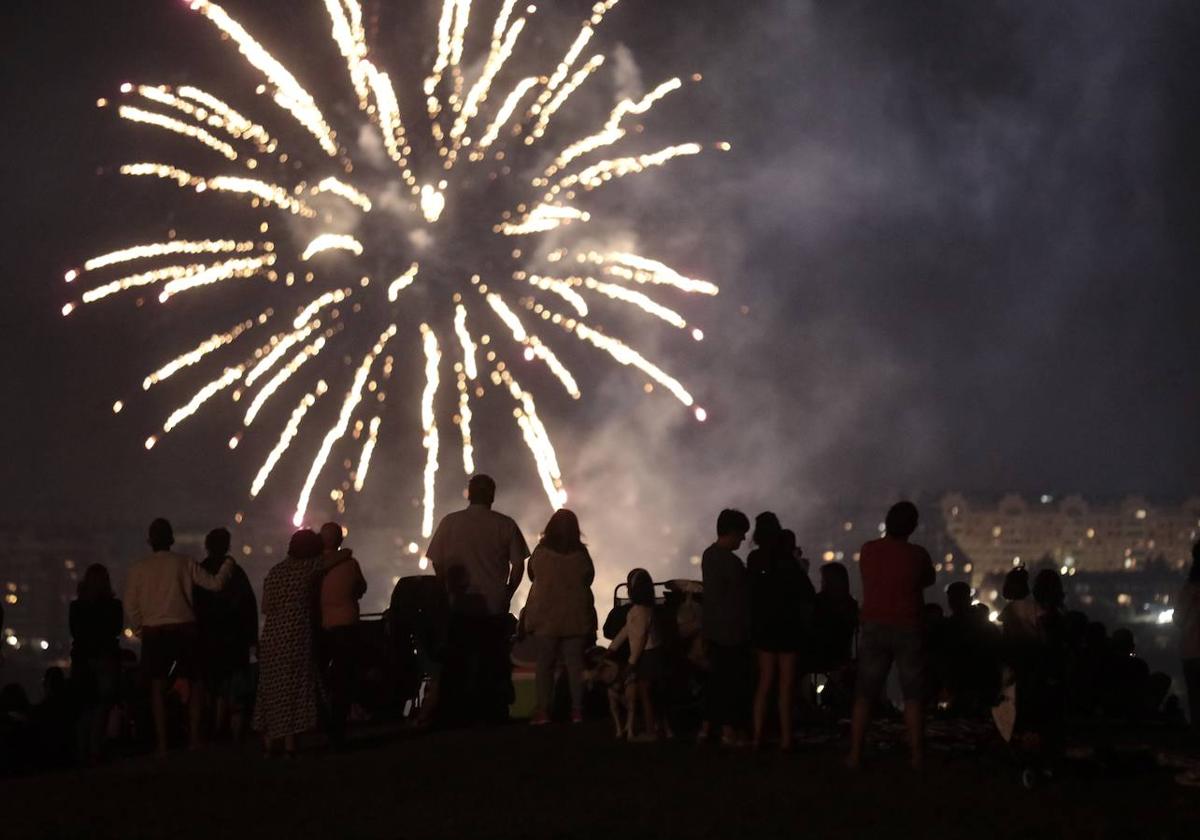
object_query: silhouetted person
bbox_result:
[32,667,74,770]
[124,518,233,755]
[748,516,812,751]
[1021,569,1069,778]
[69,563,123,764]
[1102,628,1148,719]
[607,568,662,740]
[426,474,529,724]
[813,561,859,673]
[999,567,1037,643]
[255,529,338,757]
[1177,542,1200,734]
[317,521,366,748]
[1,683,32,776]
[698,508,751,746]
[847,501,935,771]
[194,528,257,743]
[942,581,997,714]
[523,509,596,725]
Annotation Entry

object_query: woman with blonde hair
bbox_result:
[523,509,595,725]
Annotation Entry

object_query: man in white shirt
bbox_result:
[426,475,528,724]
[125,518,233,754]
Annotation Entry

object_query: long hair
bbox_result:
[820,562,851,602]
[77,564,114,601]
[753,511,782,549]
[627,568,655,606]
[539,508,586,554]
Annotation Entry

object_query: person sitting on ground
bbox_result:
[1175,541,1200,735]
[124,517,233,755]
[194,527,258,744]
[1019,569,1069,777]
[747,515,812,751]
[698,508,751,747]
[32,667,75,771]
[69,563,123,765]
[0,683,33,776]
[426,474,529,725]
[522,508,595,726]
[607,568,663,740]
[999,567,1037,643]
[255,529,341,757]
[317,521,367,748]
[847,501,935,771]
[942,581,997,715]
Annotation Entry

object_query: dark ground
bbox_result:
[2,720,1198,839]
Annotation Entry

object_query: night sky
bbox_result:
[2,1,1198,580]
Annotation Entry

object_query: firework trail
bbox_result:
[64,0,727,535]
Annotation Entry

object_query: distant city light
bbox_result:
[39,640,49,651]
[1157,609,1174,625]
[1040,494,1053,504]
[407,542,419,554]
[418,557,429,570]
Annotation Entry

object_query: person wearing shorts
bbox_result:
[847,501,935,771]
[125,519,233,755]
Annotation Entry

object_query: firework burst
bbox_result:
[63,0,726,534]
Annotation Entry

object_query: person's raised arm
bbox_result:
[192,555,234,592]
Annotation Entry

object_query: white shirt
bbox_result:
[124,550,232,632]
[610,604,660,666]
[426,504,529,616]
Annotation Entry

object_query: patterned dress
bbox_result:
[254,555,326,740]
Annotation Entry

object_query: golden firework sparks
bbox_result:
[70,0,723,532]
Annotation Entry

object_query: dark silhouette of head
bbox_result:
[467,474,496,506]
[1190,541,1200,583]
[923,602,945,622]
[884,502,919,539]
[752,512,783,549]
[288,528,324,560]
[1111,627,1135,656]
[1085,621,1108,648]
[820,562,851,601]
[716,509,750,549]
[1032,569,1064,610]
[946,581,972,616]
[205,527,232,559]
[320,522,344,551]
[628,568,655,607]
[148,518,174,552]
[1002,567,1030,601]
[77,564,114,602]
[540,509,585,554]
